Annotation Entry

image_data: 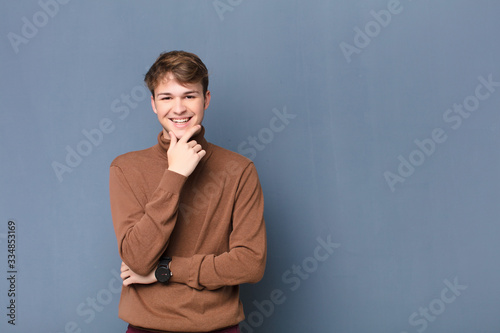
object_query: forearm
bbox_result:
[170,163,267,290]
[170,235,267,290]
[110,166,187,275]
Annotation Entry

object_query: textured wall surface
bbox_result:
[1,1,500,332]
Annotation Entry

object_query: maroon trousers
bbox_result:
[126,324,240,333]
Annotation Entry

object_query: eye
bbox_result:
[161,96,172,100]
[185,95,195,99]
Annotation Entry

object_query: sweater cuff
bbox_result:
[158,169,187,194]
[169,256,192,285]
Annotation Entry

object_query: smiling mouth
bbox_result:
[171,118,191,124]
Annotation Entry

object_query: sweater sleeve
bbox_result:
[169,163,267,290]
[109,164,187,276]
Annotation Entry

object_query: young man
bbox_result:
[109,51,266,333]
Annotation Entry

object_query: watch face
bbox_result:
[156,266,171,283]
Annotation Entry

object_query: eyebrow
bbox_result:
[157,90,201,97]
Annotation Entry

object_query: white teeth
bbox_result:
[172,118,189,123]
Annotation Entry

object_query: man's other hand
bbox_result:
[121,261,157,286]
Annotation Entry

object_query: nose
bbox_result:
[173,97,187,114]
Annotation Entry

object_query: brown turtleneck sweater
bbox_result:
[109,127,266,332]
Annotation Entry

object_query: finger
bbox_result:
[198,149,206,158]
[169,131,177,146]
[178,125,201,143]
[120,271,130,281]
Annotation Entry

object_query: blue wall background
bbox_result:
[2,0,500,332]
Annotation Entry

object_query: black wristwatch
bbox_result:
[155,257,172,284]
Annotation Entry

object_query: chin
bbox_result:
[170,129,193,140]
[164,122,202,140]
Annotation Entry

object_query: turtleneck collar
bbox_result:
[155,126,212,159]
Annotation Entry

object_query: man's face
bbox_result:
[151,73,210,140]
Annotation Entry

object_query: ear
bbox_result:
[204,90,211,110]
[151,95,158,114]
